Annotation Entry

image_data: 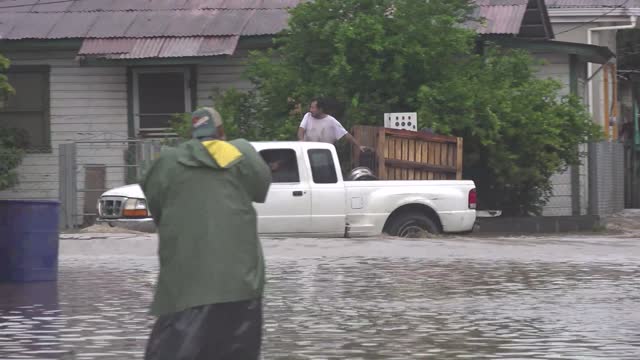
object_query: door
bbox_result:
[254,148,312,234]
[307,148,346,235]
[132,67,191,138]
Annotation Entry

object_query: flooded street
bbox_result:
[1,234,640,359]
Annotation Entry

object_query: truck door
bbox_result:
[254,148,312,234]
[306,148,347,235]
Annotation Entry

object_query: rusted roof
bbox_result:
[78,36,239,59]
[547,0,640,8]
[0,0,303,13]
[0,0,553,59]
[471,4,529,34]
[0,9,294,39]
[470,0,553,39]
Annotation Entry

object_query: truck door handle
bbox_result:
[292,191,304,197]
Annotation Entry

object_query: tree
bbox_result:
[205,0,600,215]
[418,47,601,215]
[0,53,24,192]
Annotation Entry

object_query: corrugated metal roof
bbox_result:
[0,9,291,39]
[4,12,65,40]
[0,0,302,13]
[470,4,529,34]
[48,12,100,39]
[547,0,640,8]
[199,35,240,55]
[0,0,552,58]
[78,36,239,59]
[78,38,135,54]
[474,0,529,5]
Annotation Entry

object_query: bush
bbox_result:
[418,47,601,214]
[210,0,601,216]
[0,54,23,191]
[0,128,28,191]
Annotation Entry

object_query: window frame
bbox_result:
[260,148,301,184]
[307,149,339,184]
[131,67,192,138]
[0,65,51,152]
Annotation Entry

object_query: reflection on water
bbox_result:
[1,240,640,359]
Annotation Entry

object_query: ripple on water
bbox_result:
[0,255,639,359]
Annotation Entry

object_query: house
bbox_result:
[0,0,301,208]
[0,0,618,224]
[471,0,619,217]
[543,0,638,216]
[470,0,625,218]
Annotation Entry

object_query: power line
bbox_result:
[554,0,632,36]
[0,0,74,10]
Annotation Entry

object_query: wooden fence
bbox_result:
[351,125,463,180]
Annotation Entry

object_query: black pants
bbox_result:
[144,298,262,360]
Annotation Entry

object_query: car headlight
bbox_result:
[122,198,149,218]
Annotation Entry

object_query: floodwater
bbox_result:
[1,234,640,359]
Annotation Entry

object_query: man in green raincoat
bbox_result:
[142,107,272,360]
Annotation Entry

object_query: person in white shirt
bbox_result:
[297,98,366,152]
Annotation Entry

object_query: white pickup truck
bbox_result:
[97,141,477,237]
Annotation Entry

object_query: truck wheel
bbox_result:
[386,212,441,238]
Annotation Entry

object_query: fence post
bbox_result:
[59,143,77,229]
[376,127,386,180]
[588,142,599,216]
[456,137,464,181]
[570,145,581,216]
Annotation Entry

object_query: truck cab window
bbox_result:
[260,149,300,183]
[308,149,338,184]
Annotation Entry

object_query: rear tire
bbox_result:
[385,212,441,238]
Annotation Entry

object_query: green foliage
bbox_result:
[186,0,601,215]
[418,47,601,215]
[168,112,192,140]
[243,0,478,131]
[0,53,13,102]
[169,88,299,141]
[0,127,28,191]
[0,54,23,191]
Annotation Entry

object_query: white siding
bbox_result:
[548,20,622,216]
[197,50,253,107]
[0,51,128,209]
[533,52,571,96]
[550,21,618,130]
[531,53,574,216]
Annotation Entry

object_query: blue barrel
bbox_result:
[0,200,60,282]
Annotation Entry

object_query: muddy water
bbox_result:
[1,235,640,359]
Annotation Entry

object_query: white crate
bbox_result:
[384,112,418,131]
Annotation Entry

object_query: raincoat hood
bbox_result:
[177,139,244,170]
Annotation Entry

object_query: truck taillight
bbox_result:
[468,188,477,209]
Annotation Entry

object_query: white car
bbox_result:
[97,141,477,237]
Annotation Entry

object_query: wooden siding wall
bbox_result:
[0,47,258,212]
[533,52,574,216]
[0,51,128,210]
[197,49,253,108]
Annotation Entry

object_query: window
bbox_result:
[260,149,300,183]
[308,149,338,184]
[133,68,191,138]
[0,66,50,150]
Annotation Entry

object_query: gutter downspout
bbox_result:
[587,16,637,138]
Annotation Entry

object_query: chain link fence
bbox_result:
[59,139,177,229]
[588,141,625,217]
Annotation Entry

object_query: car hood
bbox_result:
[101,184,146,199]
